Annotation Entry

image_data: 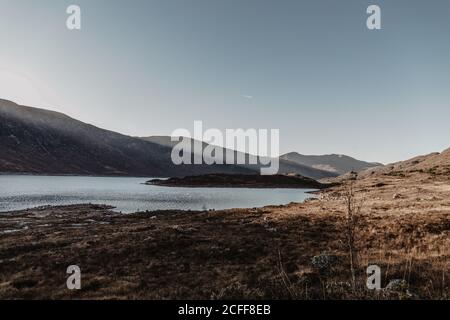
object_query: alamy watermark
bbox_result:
[66,5,81,30]
[65,4,381,31]
[367,5,381,30]
[366,265,382,290]
[170,121,280,175]
[62,264,384,291]
[66,265,81,290]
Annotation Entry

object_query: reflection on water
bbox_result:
[0,175,316,213]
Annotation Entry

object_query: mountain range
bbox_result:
[0,99,380,179]
[280,152,382,175]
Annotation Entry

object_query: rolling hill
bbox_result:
[357,148,450,178]
[0,99,255,177]
[280,152,381,175]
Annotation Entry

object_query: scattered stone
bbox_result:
[311,254,338,273]
[172,225,198,234]
[392,193,404,199]
[384,279,419,299]
[385,279,407,291]
[373,182,387,188]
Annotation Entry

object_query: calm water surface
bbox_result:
[0,175,316,213]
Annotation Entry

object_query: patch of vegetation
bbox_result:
[385,171,406,178]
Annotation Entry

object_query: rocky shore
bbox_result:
[147,174,328,189]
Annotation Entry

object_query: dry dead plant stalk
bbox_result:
[343,179,365,293]
[277,249,296,299]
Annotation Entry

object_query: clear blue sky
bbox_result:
[0,0,449,164]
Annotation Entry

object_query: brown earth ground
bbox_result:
[0,171,449,299]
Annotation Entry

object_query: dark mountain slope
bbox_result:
[0,99,254,177]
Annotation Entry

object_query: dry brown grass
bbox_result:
[0,170,448,300]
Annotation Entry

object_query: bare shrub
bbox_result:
[342,179,365,293]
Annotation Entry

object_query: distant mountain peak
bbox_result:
[280,152,381,175]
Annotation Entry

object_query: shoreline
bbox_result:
[147,174,329,189]
[0,172,162,178]
[0,170,448,299]
[145,184,322,189]
[0,196,318,215]
[0,174,323,214]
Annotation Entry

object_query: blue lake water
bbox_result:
[0,175,316,213]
